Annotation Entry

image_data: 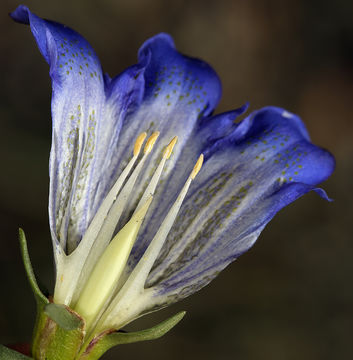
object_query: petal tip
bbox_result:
[138,32,176,61]
[10,5,30,24]
[313,187,334,202]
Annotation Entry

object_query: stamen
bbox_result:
[134,136,178,214]
[79,131,148,240]
[94,154,204,332]
[54,132,147,305]
[70,131,160,305]
[74,196,153,331]
[96,132,159,244]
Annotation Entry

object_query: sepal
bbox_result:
[78,311,186,360]
[0,345,33,360]
[18,229,48,309]
[31,305,85,360]
[44,303,84,331]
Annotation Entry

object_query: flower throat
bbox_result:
[54,131,203,334]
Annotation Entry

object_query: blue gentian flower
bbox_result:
[11,5,334,337]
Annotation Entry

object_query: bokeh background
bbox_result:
[0,0,352,359]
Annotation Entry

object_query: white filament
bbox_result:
[54,153,139,305]
[94,174,195,332]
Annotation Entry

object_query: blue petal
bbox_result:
[109,33,223,226]
[11,6,145,252]
[127,104,249,267]
[118,33,222,152]
[138,33,221,117]
[12,7,222,255]
[142,106,334,307]
[199,102,249,142]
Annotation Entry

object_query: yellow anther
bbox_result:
[133,132,147,156]
[191,154,204,179]
[163,136,178,159]
[144,131,160,154]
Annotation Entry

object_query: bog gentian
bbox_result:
[11,4,334,359]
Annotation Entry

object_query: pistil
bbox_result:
[74,196,153,330]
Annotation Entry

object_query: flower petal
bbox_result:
[142,107,334,308]
[108,33,222,225]
[127,103,249,265]
[11,6,145,253]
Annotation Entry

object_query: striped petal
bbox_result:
[11,6,145,254]
[107,33,222,228]
[141,107,334,308]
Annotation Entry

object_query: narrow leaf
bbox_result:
[80,311,185,360]
[107,311,186,344]
[18,228,48,307]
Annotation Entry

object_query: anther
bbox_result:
[144,131,160,154]
[133,132,147,156]
[191,154,204,179]
[163,136,178,159]
[133,135,178,215]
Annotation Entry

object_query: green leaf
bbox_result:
[18,228,48,307]
[44,303,84,331]
[0,345,33,360]
[79,311,186,360]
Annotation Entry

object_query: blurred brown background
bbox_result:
[0,0,352,359]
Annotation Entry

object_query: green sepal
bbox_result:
[0,345,33,360]
[78,311,186,360]
[18,229,185,359]
[32,305,85,360]
[18,228,48,308]
[44,303,84,331]
[19,229,86,359]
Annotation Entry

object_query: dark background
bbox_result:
[1,0,352,359]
